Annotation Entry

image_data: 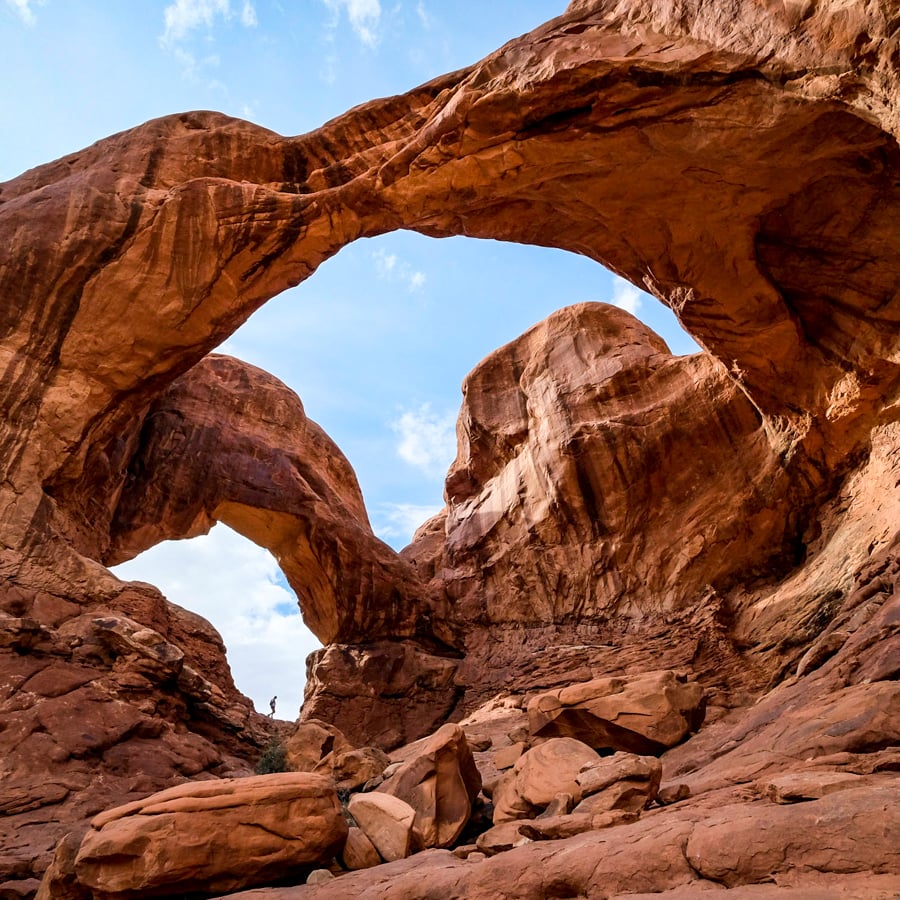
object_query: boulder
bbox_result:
[340,828,381,871]
[475,822,533,857]
[757,771,867,804]
[492,742,526,771]
[519,810,638,841]
[347,793,416,863]
[493,738,601,823]
[285,719,355,775]
[306,869,335,885]
[528,672,706,754]
[573,753,662,814]
[377,723,482,849]
[67,773,347,897]
[333,747,391,792]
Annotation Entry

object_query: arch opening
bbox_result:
[111,522,320,718]
[215,231,701,552]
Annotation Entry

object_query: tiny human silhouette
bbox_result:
[269,695,277,717]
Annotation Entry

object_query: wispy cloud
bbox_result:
[322,0,381,47]
[374,502,443,547]
[111,523,319,718]
[416,1,432,29]
[391,403,457,477]
[6,0,43,26]
[240,0,257,27]
[373,248,427,293]
[610,275,642,315]
[161,0,258,47]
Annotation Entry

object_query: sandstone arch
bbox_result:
[4,2,900,893]
[2,0,898,583]
[104,354,433,646]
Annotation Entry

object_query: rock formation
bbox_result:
[1,0,899,896]
[39,773,347,899]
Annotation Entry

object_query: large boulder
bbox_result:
[347,793,416,863]
[377,723,482,850]
[573,753,662,814]
[493,738,601,824]
[285,719,389,791]
[528,671,706,754]
[48,774,347,898]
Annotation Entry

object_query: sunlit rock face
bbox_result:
[104,355,431,646]
[3,0,900,895]
[432,302,798,626]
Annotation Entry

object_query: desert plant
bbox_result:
[255,734,290,774]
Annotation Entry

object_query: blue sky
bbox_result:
[2,0,699,716]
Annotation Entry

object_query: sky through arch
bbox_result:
[4,0,700,715]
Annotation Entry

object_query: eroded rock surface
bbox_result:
[41,773,347,899]
[3,0,900,896]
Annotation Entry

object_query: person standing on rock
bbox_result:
[269,696,277,717]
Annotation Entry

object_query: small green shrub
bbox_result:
[255,734,290,774]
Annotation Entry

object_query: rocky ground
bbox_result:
[1,0,899,897]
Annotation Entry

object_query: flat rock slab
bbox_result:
[528,671,705,754]
[69,773,347,897]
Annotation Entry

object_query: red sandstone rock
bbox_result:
[347,793,416,863]
[219,781,900,899]
[528,671,706,754]
[574,753,662,814]
[105,355,429,647]
[493,738,600,823]
[3,0,900,896]
[376,723,482,850]
[340,828,381,871]
[51,773,347,898]
[284,719,354,775]
[301,641,461,749]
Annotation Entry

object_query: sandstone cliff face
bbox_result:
[2,0,900,896]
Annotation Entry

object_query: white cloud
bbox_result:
[416,1,431,28]
[374,502,444,547]
[392,403,457,477]
[240,0,258,27]
[6,0,42,26]
[373,248,426,293]
[161,0,257,46]
[611,275,642,315]
[322,0,381,47]
[111,524,320,719]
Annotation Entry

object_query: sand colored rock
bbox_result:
[340,828,381,871]
[528,671,705,754]
[3,0,900,896]
[60,773,347,897]
[493,738,601,823]
[376,723,482,850]
[347,793,416,863]
[574,753,662,814]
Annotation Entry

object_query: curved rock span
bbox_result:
[1,0,899,896]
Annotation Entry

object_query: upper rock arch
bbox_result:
[0,0,898,675]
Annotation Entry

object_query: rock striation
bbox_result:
[40,773,347,898]
[0,0,899,896]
